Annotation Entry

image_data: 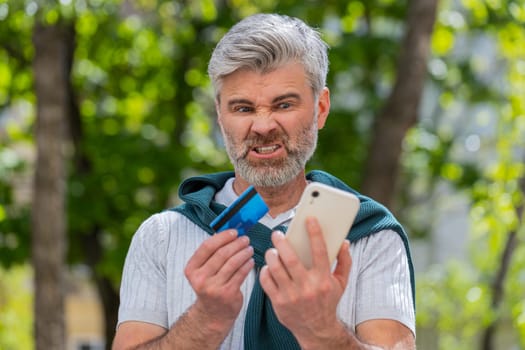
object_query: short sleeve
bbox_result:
[355,230,415,335]
[117,214,170,329]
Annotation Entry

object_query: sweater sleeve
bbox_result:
[117,213,169,329]
[353,230,415,335]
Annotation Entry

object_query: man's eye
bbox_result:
[278,102,292,109]
[234,106,253,113]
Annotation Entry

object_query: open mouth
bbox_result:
[253,145,281,154]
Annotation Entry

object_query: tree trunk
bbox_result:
[361,0,439,209]
[480,173,524,350]
[80,229,120,350]
[95,275,120,350]
[31,22,74,350]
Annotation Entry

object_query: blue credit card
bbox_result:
[210,185,269,235]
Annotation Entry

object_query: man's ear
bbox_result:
[316,87,330,129]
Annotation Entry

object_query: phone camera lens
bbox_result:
[312,190,319,198]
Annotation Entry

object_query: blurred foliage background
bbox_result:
[0,0,524,349]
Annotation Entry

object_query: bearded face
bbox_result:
[221,114,318,188]
[215,63,329,188]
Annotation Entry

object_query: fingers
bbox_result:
[214,242,254,285]
[259,265,278,296]
[185,229,238,272]
[270,231,305,275]
[187,230,249,271]
[263,246,295,288]
[333,240,351,287]
[266,218,330,283]
[305,217,330,270]
[266,218,350,286]
[185,230,254,287]
[226,253,255,287]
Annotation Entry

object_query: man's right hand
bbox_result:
[184,229,255,331]
[112,230,254,350]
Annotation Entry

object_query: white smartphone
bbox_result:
[285,182,360,268]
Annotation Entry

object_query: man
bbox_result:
[112,13,415,350]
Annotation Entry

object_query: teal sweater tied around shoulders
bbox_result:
[170,170,415,350]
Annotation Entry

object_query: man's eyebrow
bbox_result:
[227,98,254,108]
[272,93,301,103]
[225,93,301,107]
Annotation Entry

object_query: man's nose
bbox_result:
[250,110,278,134]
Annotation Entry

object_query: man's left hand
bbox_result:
[259,217,352,347]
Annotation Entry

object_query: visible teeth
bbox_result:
[255,145,279,154]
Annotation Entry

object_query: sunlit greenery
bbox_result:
[0,0,524,348]
[407,0,525,348]
[0,265,33,349]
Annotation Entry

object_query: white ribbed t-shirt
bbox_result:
[117,180,415,348]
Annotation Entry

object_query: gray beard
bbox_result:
[223,122,318,188]
[234,152,306,187]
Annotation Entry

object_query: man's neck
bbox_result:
[232,174,308,218]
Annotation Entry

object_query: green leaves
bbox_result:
[0,265,33,350]
[0,0,524,347]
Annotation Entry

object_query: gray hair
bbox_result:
[208,13,329,100]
